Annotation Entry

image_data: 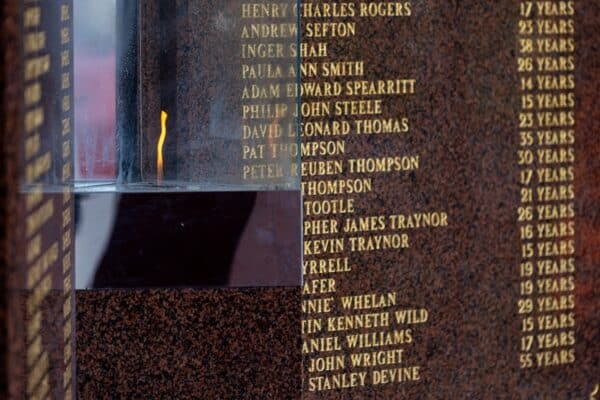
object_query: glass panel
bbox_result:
[45,0,301,193]
[16,0,302,286]
[68,0,302,288]
[75,191,301,288]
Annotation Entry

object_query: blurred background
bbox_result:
[74,0,116,180]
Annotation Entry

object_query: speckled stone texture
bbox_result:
[300,0,599,399]
[76,289,301,398]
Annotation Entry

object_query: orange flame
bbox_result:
[157,110,168,184]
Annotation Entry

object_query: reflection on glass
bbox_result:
[71,0,301,289]
[74,0,116,180]
[70,0,300,191]
[75,191,301,289]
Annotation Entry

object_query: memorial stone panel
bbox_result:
[300,1,599,398]
[1,0,598,399]
[2,1,75,398]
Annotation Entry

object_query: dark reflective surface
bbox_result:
[75,191,301,288]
